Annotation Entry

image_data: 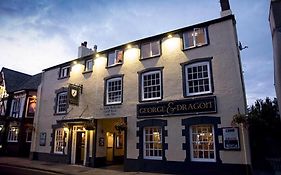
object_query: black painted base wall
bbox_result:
[30,152,68,164]
[124,158,252,175]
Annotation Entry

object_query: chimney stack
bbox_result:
[220,0,232,17]
[78,41,94,58]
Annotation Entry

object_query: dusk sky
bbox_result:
[0,0,274,106]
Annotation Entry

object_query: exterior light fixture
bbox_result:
[0,125,3,131]
[127,44,132,49]
[73,61,78,65]
[168,34,173,38]
[95,54,100,58]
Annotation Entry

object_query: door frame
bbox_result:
[71,125,87,165]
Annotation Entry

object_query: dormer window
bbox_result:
[107,50,123,67]
[141,40,160,59]
[59,66,70,79]
[183,27,208,49]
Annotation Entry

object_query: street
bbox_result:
[0,165,61,175]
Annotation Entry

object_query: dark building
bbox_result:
[0,67,41,157]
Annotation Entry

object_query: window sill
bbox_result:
[106,63,122,69]
[53,112,67,116]
[139,98,163,103]
[104,102,122,106]
[183,92,213,98]
[140,54,161,61]
[182,43,209,51]
[82,70,93,74]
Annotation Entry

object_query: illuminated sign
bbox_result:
[137,96,217,118]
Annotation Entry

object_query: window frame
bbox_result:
[182,58,213,97]
[189,124,216,162]
[143,126,163,160]
[10,98,21,118]
[140,40,161,59]
[59,65,70,79]
[26,128,32,143]
[105,76,123,105]
[107,50,123,67]
[54,128,65,154]
[139,69,163,102]
[55,91,68,114]
[7,127,19,142]
[183,27,208,50]
[84,59,93,72]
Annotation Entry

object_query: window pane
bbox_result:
[144,127,162,160]
[106,78,122,104]
[195,28,206,46]
[108,52,115,66]
[142,71,161,100]
[151,41,160,56]
[141,43,150,59]
[184,31,194,48]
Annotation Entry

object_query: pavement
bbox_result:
[0,157,169,175]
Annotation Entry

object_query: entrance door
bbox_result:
[106,132,114,162]
[75,132,85,164]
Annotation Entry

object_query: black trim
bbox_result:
[182,27,209,51]
[181,116,221,163]
[103,74,124,106]
[181,57,214,98]
[139,40,161,60]
[30,152,68,164]
[137,67,164,103]
[136,119,168,161]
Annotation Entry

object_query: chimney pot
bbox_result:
[220,0,232,17]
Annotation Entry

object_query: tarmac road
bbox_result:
[0,164,62,175]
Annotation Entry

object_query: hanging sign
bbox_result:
[222,127,240,150]
[68,84,81,105]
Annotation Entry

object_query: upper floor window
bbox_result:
[59,66,70,79]
[105,77,123,105]
[143,127,162,160]
[140,70,162,101]
[84,59,93,72]
[27,96,36,117]
[183,27,208,49]
[107,50,123,67]
[54,128,65,154]
[190,125,215,162]
[184,61,212,96]
[7,127,19,142]
[141,40,160,59]
[11,98,20,118]
[56,92,67,114]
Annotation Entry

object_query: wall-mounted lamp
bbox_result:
[0,125,3,132]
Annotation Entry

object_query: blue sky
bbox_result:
[0,0,274,105]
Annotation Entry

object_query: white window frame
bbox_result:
[85,59,93,72]
[183,27,207,49]
[56,92,67,114]
[141,40,160,59]
[10,98,20,118]
[59,66,70,78]
[185,61,212,96]
[106,77,122,105]
[143,127,162,160]
[141,70,162,101]
[54,128,65,154]
[190,125,216,162]
[107,50,123,67]
[7,127,19,142]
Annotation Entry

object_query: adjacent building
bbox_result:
[269,0,281,115]
[0,67,41,157]
[31,1,251,174]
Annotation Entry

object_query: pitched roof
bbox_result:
[1,67,41,93]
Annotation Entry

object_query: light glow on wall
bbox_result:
[162,35,181,52]
[71,62,83,73]
[124,47,139,62]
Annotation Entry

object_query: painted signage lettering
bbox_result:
[137,96,217,118]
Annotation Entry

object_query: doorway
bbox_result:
[75,131,85,165]
[106,132,114,162]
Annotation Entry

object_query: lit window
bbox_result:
[143,127,162,160]
[190,125,215,162]
[185,61,212,96]
[54,128,65,154]
[84,59,93,72]
[106,77,122,105]
[107,50,123,67]
[141,41,160,59]
[141,70,162,101]
[26,129,32,142]
[7,127,19,142]
[183,27,208,49]
[59,66,70,78]
[56,92,67,114]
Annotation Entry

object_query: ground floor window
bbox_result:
[190,124,215,162]
[54,128,65,154]
[7,127,19,142]
[26,129,32,142]
[143,127,162,160]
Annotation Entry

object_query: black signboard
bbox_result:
[137,96,217,118]
[68,84,80,105]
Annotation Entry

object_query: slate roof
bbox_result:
[1,67,41,93]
